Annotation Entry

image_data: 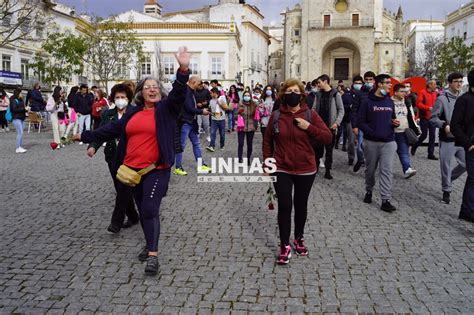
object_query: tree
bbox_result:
[85,16,143,91]
[414,35,441,77]
[435,37,474,81]
[30,32,88,86]
[0,0,52,48]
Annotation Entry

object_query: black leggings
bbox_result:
[274,172,316,246]
[0,111,8,128]
[131,169,170,252]
[107,161,139,227]
[237,131,255,161]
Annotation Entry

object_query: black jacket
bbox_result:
[351,86,371,128]
[27,89,45,112]
[73,93,93,115]
[81,70,189,173]
[179,86,204,125]
[9,96,26,120]
[194,88,211,109]
[451,91,474,150]
[306,92,316,109]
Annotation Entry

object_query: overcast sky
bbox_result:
[59,0,467,25]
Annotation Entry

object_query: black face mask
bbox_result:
[285,92,301,107]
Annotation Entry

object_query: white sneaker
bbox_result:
[320,159,325,168]
[15,147,27,153]
[405,167,417,179]
[79,142,84,145]
[0,129,4,133]
[206,136,211,143]
[5,127,9,132]
[102,143,106,147]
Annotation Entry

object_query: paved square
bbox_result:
[0,129,473,314]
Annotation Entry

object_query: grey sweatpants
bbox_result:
[439,141,466,193]
[363,140,397,201]
[344,121,355,161]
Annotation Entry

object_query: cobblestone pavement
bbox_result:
[0,126,473,314]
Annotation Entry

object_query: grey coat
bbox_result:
[313,88,344,127]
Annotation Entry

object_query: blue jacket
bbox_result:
[28,89,45,112]
[357,92,395,143]
[179,86,204,125]
[81,70,190,173]
[351,85,371,128]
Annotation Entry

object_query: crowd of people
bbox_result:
[2,47,473,272]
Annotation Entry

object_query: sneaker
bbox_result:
[78,142,84,145]
[145,255,159,275]
[276,244,292,265]
[0,128,4,133]
[15,147,27,154]
[219,146,225,151]
[381,200,397,212]
[428,155,439,161]
[5,127,9,132]
[324,170,333,180]
[404,168,417,179]
[293,238,308,256]
[363,192,372,204]
[174,167,188,176]
[138,246,148,262]
[353,160,363,173]
[107,224,121,234]
[206,146,215,152]
[198,164,212,173]
[320,159,325,168]
[442,191,450,204]
[206,136,211,143]
[342,146,347,152]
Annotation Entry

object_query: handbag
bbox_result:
[404,128,418,145]
[116,163,157,187]
[237,115,244,131]
[5,107,12,122]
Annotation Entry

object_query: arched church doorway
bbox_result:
[321,38,361,85]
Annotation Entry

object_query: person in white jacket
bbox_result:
[46,86,66,148]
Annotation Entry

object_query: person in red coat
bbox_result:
[263,78,333,265]
[411,80,438,160]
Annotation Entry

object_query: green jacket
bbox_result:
[89,107,120,163]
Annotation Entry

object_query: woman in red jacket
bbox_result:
[263,78,333,265]
[92,89,108,130]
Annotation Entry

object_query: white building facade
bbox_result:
[0,0,91,92]
[444,1,474,46]
[113,0,270,90]
[403,20,445,76]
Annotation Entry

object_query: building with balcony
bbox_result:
[112,0,270,90]
[282,0,405,84]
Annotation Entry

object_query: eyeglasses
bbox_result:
[143,85,159,90]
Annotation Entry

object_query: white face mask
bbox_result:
[115,98,128,109]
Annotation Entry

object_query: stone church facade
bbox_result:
[282,0,405,84]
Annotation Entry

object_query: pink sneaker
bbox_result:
[277,244,292,265]
[293,238,308,256]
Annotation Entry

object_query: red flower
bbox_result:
[50,142,58,150]
[268,202,274,210]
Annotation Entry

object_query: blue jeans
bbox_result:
[12,119,24,149]
[356,130,365,163]
[227,110,235,130]
[175,122,203,169]
[395,133,411,172]
[210,120,225,148]
[460,149,474,221]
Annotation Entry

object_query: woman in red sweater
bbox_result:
[263,78,333,265]
[74,47,191,275]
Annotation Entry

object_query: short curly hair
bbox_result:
[109,84,133,104]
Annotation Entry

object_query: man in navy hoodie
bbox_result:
[357,74,398,212]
